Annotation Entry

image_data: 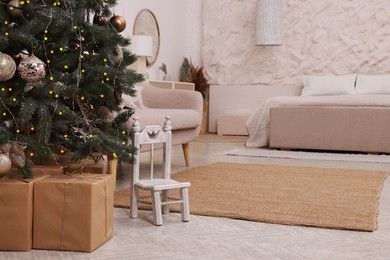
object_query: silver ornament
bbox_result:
[18,53,46,83]
[0,52,17,82]
[0,154,12,173]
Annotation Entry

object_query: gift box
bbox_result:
[61,159,106,175]
[33,174,114,252]
[32,153,107,175]
[0,175,48,251]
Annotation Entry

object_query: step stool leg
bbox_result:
[130,187,139,218]
[152,191,163,226]
[181,187,190,222]
[162,190,170,214]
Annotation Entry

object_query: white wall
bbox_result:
[115,0,202,81]
[203,0,390,86]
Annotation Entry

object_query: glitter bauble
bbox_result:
[0,154,12,174]
[0,52,16,81]
[18,54,46,83]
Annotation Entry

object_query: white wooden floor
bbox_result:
[3,135,390,259]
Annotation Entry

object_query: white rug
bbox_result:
[227,148,390,163]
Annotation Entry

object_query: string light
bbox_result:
[60,149,65,154]
[5,32,8,37]
[8,88,12,91]
[55,94,59,98]
[16,129,20,133]
[64,65,69,69]
[50,76,54,81]
[64,134,68,139]
[12,98,16,102]
[105,78,110,81]
[100,94,104,98]
[47,60,51,63]
[1,88,4,91]
[59,47,63,51]
[122,130,126,135]
[81,69,85,73]
[80,96,85,100]
[49,90,53,94]
[4,21,8,25]
[2,112,6,116]
[30,152,34,157]
[112,153,117,158]
[58,111,63,115]
[30,127,35,131]
[89,134,93,138]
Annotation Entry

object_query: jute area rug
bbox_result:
[228,148,390,163]
[115,162,389,231]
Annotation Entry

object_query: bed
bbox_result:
[245,74,390,153]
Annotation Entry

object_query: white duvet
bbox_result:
[245,95,390,148]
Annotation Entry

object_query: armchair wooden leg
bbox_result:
[182,143,190,167]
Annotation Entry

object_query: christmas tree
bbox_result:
[0,0,143,178]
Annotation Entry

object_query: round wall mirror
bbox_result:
[133,9,160,68]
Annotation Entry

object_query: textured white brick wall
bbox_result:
[203,0,390,86]
[185,0,203,67]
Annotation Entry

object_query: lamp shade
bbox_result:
[131,35,153,57]
[256,0,283,46]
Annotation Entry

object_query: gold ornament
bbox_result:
[110,15,126,32]
[17,52,46,83]
[0,52,16,82]
[7,0,24,17]
[93,11,107,26]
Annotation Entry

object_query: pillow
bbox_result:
[121,85,144,109]
[301,74,356,96]
[355,74,390,94]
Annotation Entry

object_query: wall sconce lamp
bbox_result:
[130,35,153,78]
[256,0,283,46]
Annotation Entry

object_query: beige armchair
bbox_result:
[130,83,203,167]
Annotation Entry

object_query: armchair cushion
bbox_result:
[131,108,200,130]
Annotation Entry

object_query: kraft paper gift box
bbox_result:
[33,174,114,252]
[32,153,107,174]
[0,175,48,251]
[61,159,107,175]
